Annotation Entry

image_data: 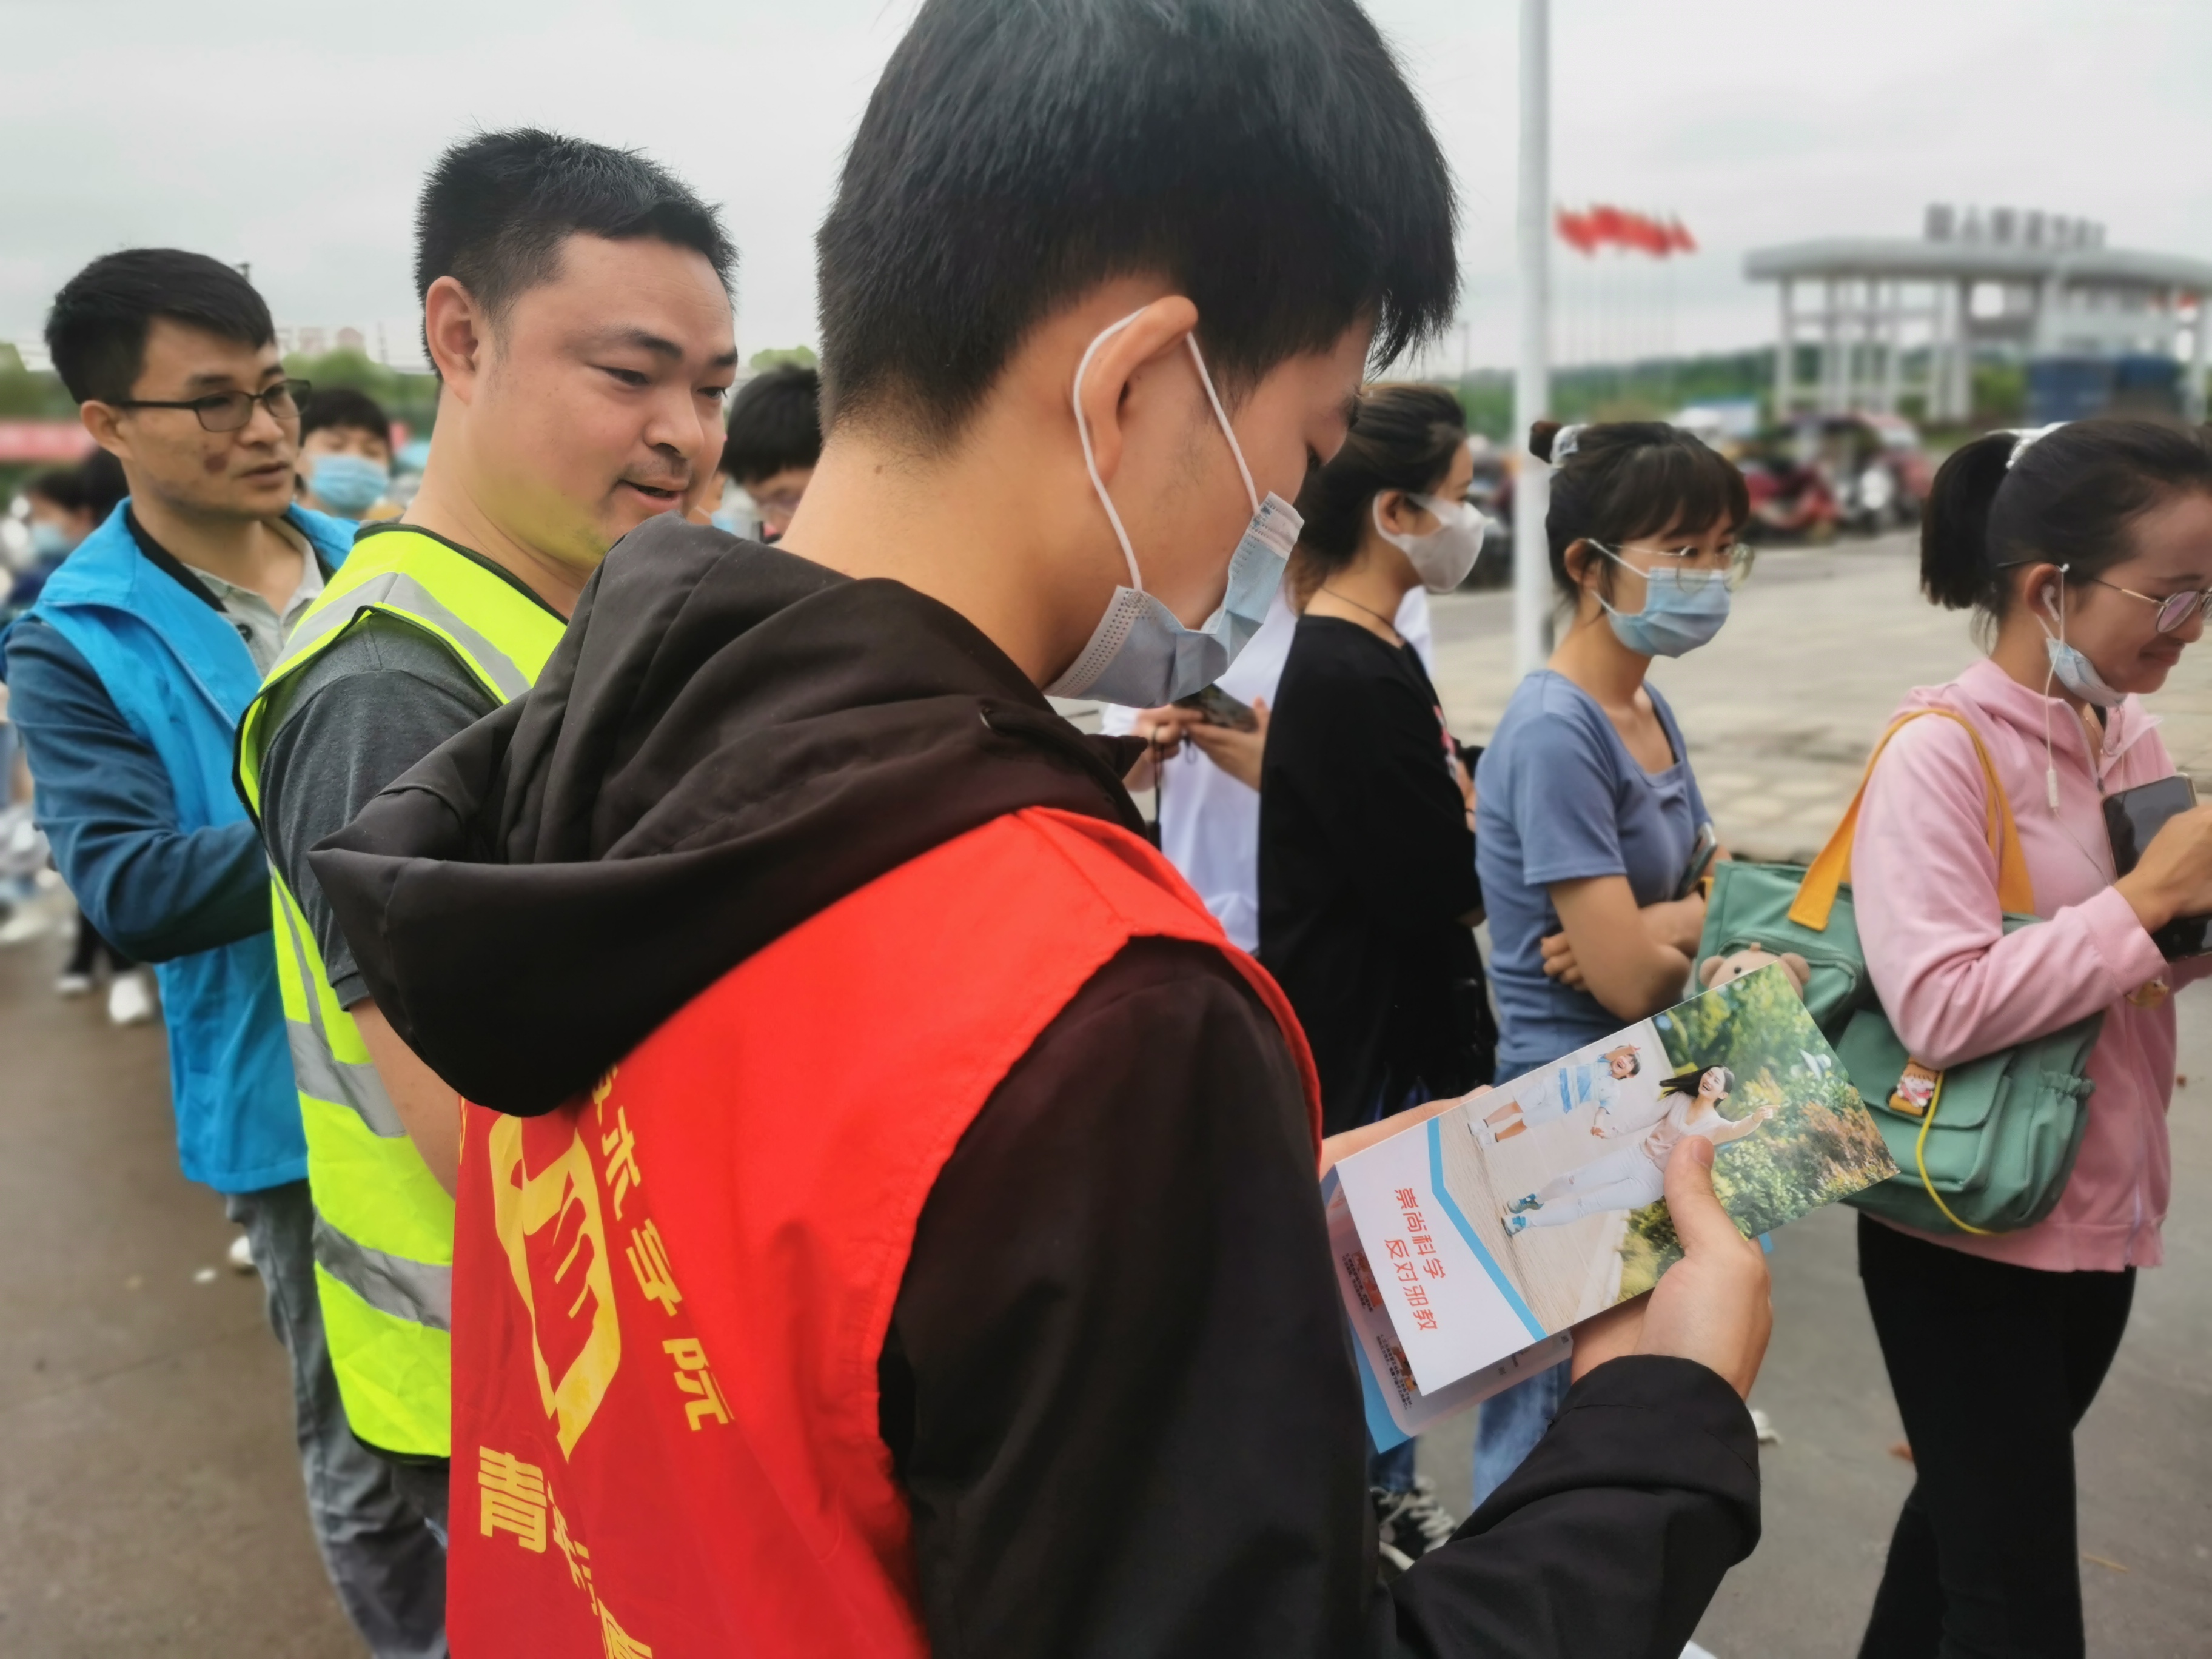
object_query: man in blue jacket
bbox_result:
[2,249,446,1658]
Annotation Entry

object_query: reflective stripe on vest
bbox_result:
[238,526,566,1456]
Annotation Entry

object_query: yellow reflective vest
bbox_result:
[236,525,566,1456]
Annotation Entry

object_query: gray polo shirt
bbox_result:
[183,521,325,675]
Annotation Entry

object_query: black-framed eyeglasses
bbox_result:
[110,378,310,434]
[2088,577,2212,634]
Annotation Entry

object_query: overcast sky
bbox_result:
[3,0,2207,372]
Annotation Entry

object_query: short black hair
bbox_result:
[45,248,273,405]
[300,387,393,450]
[1532,420,1749,608]
[1922,420,2212,620]
[25,465,92,514]
[415,129,736,352]
[721,366,822,484]
[817,0,1458,443]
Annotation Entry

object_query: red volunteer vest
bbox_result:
[447,807,1320,1657]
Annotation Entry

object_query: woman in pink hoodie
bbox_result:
[1849,419,2212,1658]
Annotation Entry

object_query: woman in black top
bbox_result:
[1259,382,1495,1140]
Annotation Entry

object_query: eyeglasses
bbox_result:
[2087,577,2212,635]
[109,378,311,434]
[1590,538,1757,592]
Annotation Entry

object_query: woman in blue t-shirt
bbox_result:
[1467,418,1751,1503]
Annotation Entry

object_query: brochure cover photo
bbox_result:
[1332,962,1897,1395]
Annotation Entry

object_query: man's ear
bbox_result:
[78,400,128,462]
[1072,294,1201,489]
[423,275,491,400]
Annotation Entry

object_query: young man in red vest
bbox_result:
[314,1,1772,1652]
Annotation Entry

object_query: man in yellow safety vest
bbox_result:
[235,129,736,1643]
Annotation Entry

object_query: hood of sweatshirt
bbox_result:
[309,516,1146,1116]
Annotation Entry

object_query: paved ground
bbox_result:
[0,902,358,1657]
[1,537,2207,1654]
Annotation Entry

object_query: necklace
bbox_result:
[1318,586,1401,640]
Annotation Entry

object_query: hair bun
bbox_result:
[1528,419,1563,462]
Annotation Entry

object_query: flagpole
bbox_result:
[1513,0,1552,677]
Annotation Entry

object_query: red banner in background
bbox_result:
[0,422,95,464]
[1554,205,1697,259]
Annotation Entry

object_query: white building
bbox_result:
[1747,206,2212,423]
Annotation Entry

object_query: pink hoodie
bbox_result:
[1850,655,2202,1272]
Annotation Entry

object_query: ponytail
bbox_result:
[1292,382,1466,581]
[1919,431,2014,611]
[1920,419,2212,621]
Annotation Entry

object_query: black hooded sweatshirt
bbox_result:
[312,518,1759,1659]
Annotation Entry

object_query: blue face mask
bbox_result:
[1044,313,1299,706]
[1592,543,1732,658]
[2036,575,2124,709]
[28,521,76,561]
[307,452,391,516]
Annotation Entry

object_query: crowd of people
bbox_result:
[2,2,2210,1656]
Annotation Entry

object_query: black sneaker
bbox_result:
[1372,1475,1460,1563]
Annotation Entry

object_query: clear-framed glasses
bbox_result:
[110,378,310,434]
[1590,538,1757,592]
[2088,577,2212,635]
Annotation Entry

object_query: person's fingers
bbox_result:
[1660,1137,1748,1257]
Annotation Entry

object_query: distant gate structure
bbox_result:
[1747,206,2212,423]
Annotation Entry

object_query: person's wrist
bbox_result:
[2117,869,2176,935]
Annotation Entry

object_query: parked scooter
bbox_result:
[1741,452,1838,543]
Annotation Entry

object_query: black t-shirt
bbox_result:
[1258,614,1488,1134]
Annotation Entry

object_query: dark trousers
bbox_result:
[226,1181,449,1657]
[65,912,130,977]
[1856,1213,2134,1659]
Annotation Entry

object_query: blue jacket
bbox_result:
[2,501,354,1192]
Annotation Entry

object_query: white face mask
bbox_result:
[1373,489,1485,594]
[1044,311,1301,705]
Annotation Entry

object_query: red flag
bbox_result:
[1623,210,1672,256]
[1667,216,1698,254]
[1554,206,1599,255]
[1588,203,1629,248]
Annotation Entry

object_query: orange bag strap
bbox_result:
[1787,707,2036,933]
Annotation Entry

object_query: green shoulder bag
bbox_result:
[1697,708,2099,1236]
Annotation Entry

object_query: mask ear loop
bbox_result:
[2038,567,2068,813]
[1182,336,1260,515]
[1072,310,1150,593]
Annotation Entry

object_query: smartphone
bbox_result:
[1674,822,1720,902]
[2105,775,2210,959]
[1173,684,1259,732]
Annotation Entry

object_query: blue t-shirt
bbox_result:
[1475,671,1708,1074]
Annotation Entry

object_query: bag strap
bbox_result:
[1788,707,2036,933]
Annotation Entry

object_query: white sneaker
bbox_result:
[55,971,94,997]
[229,1233,256,1275]
[107,971,156,1027]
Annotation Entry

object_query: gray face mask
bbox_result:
[1044,311,1300,706]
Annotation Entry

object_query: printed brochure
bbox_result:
[1329,963,1896,1423]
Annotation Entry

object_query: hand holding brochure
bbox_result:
[1330,964,1895,1434]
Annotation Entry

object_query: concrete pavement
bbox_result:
[0,908,359,1657]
